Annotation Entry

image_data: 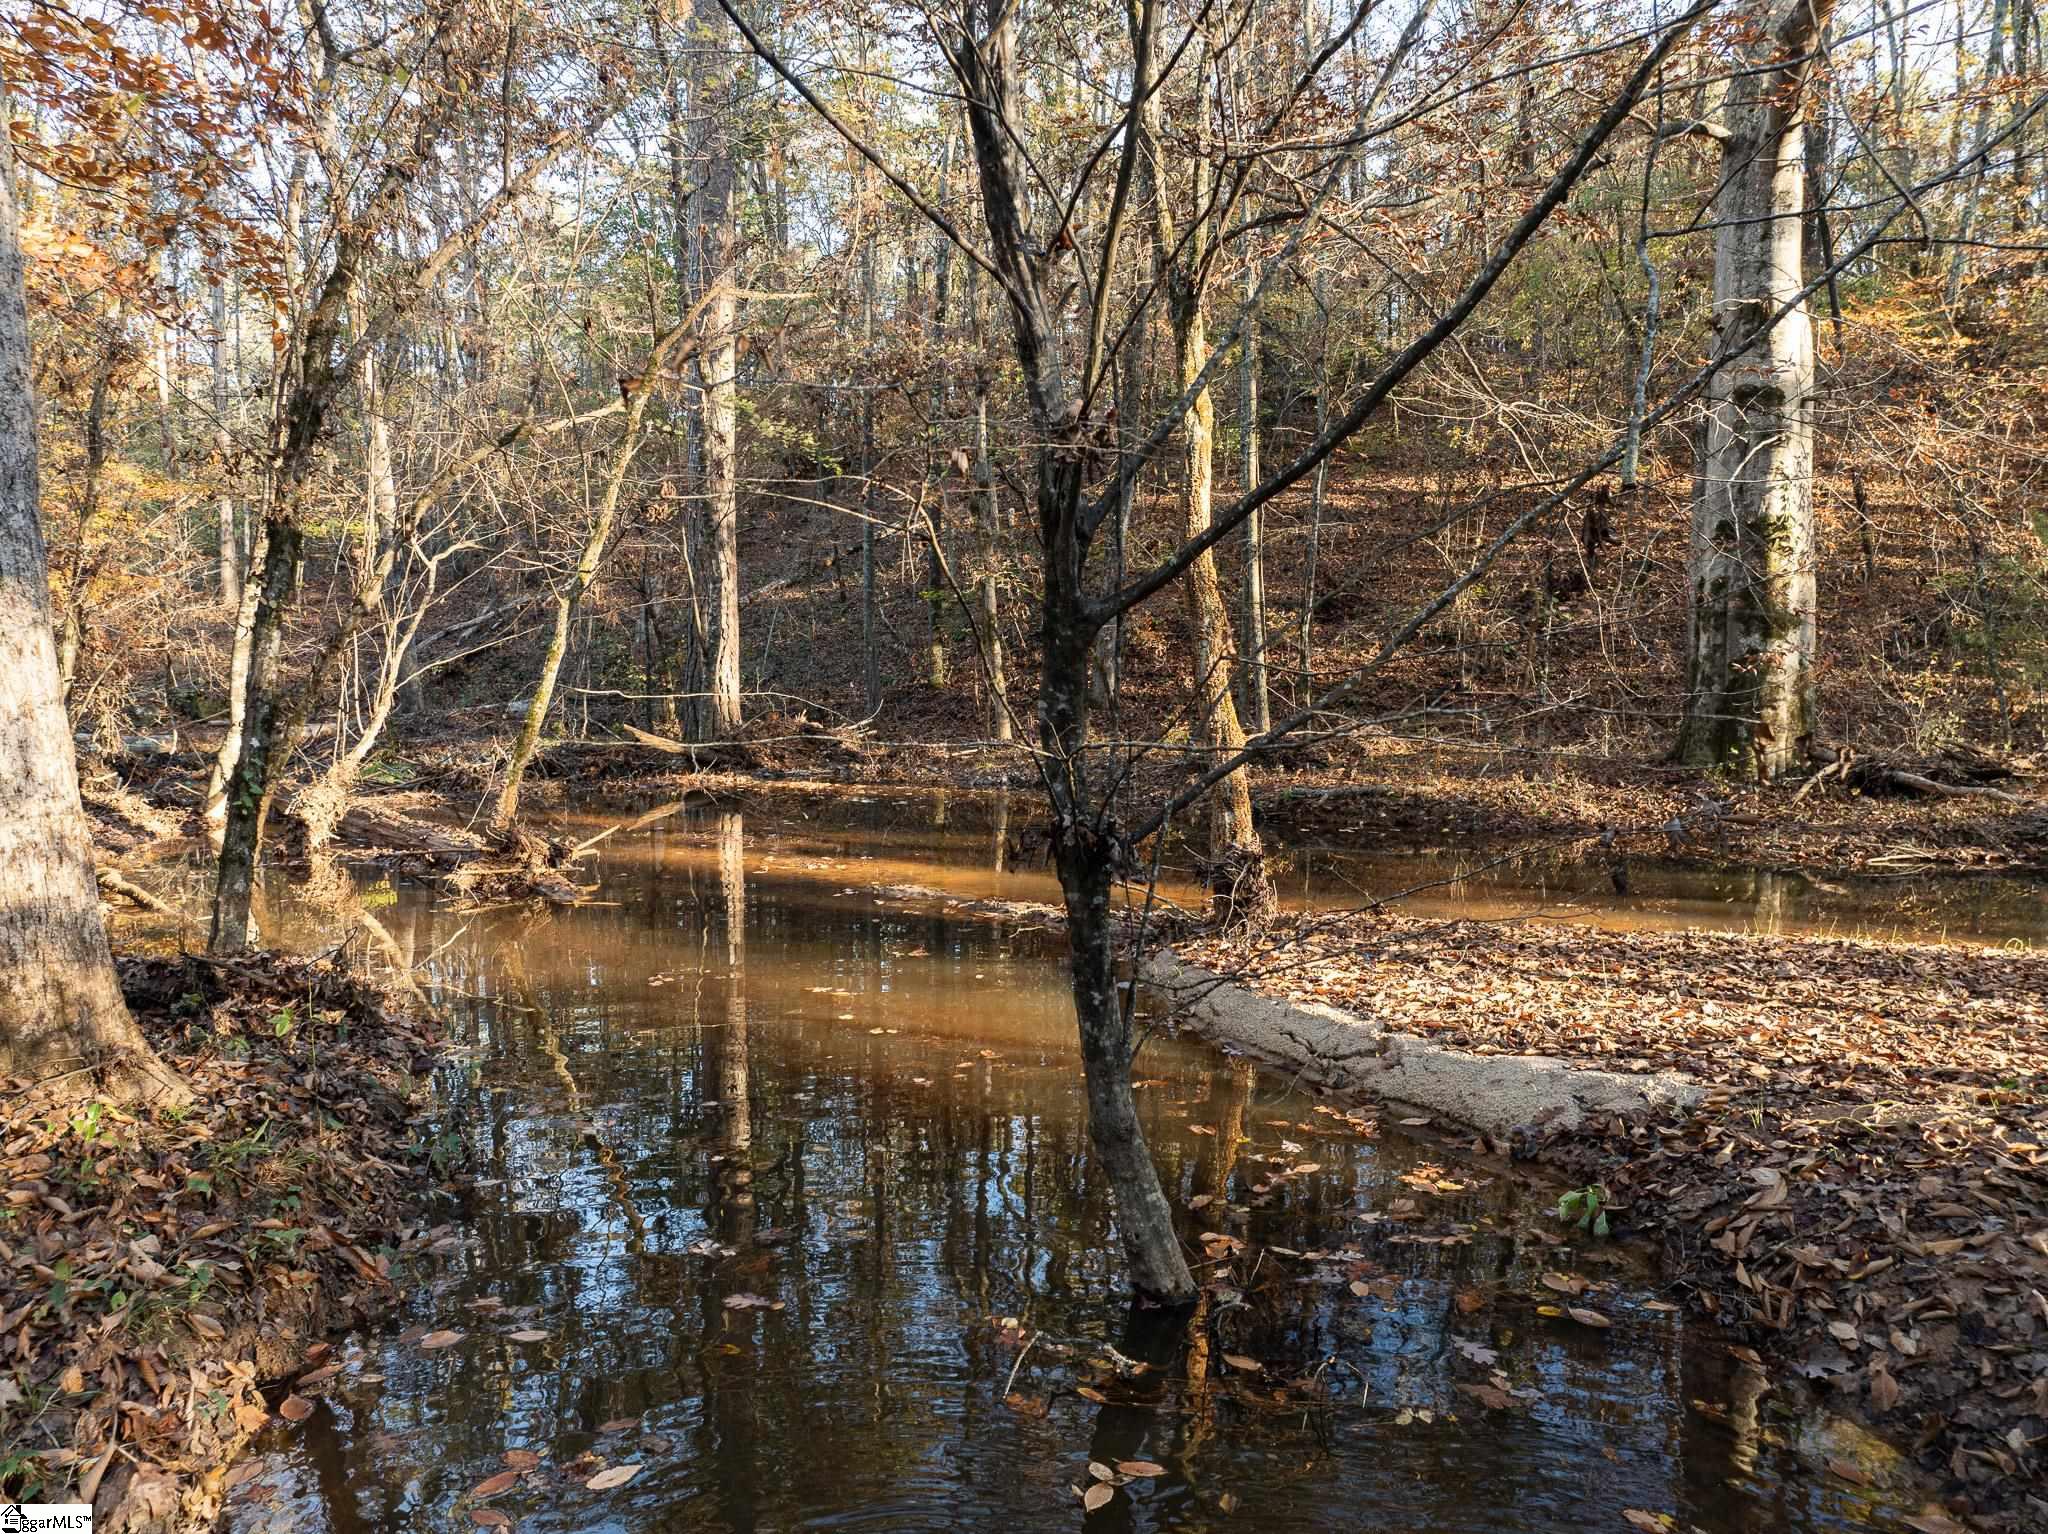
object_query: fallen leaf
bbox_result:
[1075,1386,1109,1404]
[472,1470,521,1498]
[1567,1307,1612,1329]
[1900,1512,1967,1534]
[296,1363,342,1387]
[469,1513,511,1529]
[419,1329,465,1350]
[1456,1382,1515,1410]
[585,1463,642,1491]
[1082,1483,1114,1512]
[1221,1354,1263,1372]
[1621,1513,1673,1533]
[1004,1392,1048,1417]
[278,1394,314,1422]
[507,1329,549,1343]
[598,1417,639,1432]
[502,1450,542,1471]
[1117,1460,1167,1477]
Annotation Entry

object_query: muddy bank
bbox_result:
[0,954,446,1530]
[86,721,2048,892]
[1147,917,2048,1533]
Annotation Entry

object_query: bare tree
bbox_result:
[720,0,1710,1301]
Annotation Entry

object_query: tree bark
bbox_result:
[692,0,744,739]
[1677,0,1834,778]
[211,277,241,609]
[1134,26,1264,892]
[0,116,183,1104]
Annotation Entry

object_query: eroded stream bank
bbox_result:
[163,790,2021,1532]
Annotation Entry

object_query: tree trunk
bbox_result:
[1169,292,1262,881]
[0,122,183,1104]
[211,277,241,609]
[693,0,744,739]
[209,515,304,951]
[1134,24,1265,898]
[1677,0,1834,778]
[496,321,694,825]
[954,1,1195,1304]
[1237,250,1270,734]
[973,385,1009,740]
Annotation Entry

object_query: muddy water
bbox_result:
[221,795,1935,1532]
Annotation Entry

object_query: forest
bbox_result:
[1,0,2046,1529]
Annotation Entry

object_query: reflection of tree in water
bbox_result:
[712,810,753,1238]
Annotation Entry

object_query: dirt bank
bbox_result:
[1149,914,2048,1533]
[85,718,2048,896]
[0,954,446,1531]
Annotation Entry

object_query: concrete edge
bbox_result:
[1139,950,1705,1141]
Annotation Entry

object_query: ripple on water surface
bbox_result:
[222,796,1929,1533]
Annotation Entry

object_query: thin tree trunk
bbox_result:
[1678,0,1834,778]
[693,0,744,739]
[973,385,1009,739]
[211,277,241,608]
[0,130,184,1103]
[496,321,696,825]
[1237,239,1269,734]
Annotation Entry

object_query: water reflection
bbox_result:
[220,801,1926,1533]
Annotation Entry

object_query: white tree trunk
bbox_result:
[1679,0,1835,777]
[0,118,183,1103]
[693,0,744,738]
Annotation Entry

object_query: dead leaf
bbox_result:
[598,1417,639,1432]
[1900,1511,1968,1534]
[419,1329,465,1350]
[1117,1460,1167,1477]
[1456,1382,1516,1410]
[1567,1307,1612,1329]
[278,1394,314,1422]
[469,1513,512,1529]
[507,1329,549,1343]
[472,1470,521,1498]
[1221,1354,1263,1372]
[585,1463,642,1491]
[503,1449,542,1471]
[1621,1513,1674,1533]
[1082,1483,1114,1512]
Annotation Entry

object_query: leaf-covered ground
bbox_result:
[1177,914,2048,1532]
[0,954,444,1530]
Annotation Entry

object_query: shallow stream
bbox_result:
[211,791,2007,1532]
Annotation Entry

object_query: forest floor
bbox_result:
[0,953,447,1531]
[1170,914,2048,1533]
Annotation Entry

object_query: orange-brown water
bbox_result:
[202,793,1947,1532]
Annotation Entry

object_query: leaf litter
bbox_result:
[1182,911,2048,1531]
[0,954,446,1516]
